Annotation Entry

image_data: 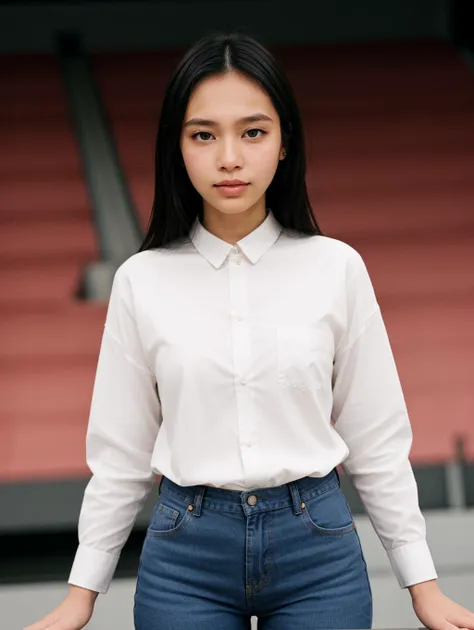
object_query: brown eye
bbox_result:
[245,128,266,139]
[192,132,213,141]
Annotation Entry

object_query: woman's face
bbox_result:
[180,71,285,219]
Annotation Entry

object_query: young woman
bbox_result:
[26,32,474,630]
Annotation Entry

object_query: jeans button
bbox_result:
[247,495,258,506]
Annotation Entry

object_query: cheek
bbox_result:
[253,144,281,183]
[182,147,209,190]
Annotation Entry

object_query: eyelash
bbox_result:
[190,128,267,142]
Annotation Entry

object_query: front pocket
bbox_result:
[147,500,192,538]
[300,484,355,536]
[276,325,332,392]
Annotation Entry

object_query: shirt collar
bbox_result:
[190,209,282,269]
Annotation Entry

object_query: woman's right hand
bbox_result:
[23,585,98,630]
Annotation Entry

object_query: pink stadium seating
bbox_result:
[1,41,473,482]
[0,55,105,481]
[94,41,474,463]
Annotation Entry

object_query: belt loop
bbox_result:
[334,467,341,486]
[192,485,205,517]
[157,475,164,496]
[289,481,303,515]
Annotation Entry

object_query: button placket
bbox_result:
[228,248,255,470]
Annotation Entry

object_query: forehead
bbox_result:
[185,72,276,118]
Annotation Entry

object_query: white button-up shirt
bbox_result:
[68,209,437,594]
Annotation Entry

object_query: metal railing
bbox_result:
[56,30,143,301]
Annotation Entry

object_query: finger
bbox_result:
[31,624,64,630]
[450,615,474,630]
[23,613,59,630]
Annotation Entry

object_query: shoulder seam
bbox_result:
[104,325,153,376]
[335,304,381,357]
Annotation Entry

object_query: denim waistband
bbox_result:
[158,469,340,516]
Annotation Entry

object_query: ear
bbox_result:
[279,146,287,160]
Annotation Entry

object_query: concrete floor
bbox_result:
[3,511,474,629]
[3,572,474,630]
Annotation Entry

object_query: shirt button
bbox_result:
[236,315,243,321]
[247,495,258,506]
[233,246,239,253]
[241,377,248,384]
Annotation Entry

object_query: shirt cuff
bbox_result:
[68,544,121,594]
[387,539,438,588]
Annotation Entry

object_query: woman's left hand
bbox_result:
[410,580,474,630]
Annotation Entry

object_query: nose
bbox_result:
[217,139,243,171]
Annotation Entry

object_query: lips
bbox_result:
[215,180,248,187]
[214,181,249,197]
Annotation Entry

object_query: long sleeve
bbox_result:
[331,250,438,588]
[68,263,162,594]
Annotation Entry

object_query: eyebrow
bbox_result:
[183,113,273,128]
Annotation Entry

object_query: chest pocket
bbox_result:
[276,325,333,393]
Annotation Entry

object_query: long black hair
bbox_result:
[139,31,322,252]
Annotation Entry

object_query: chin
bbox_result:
[207,201,259,217]
[218,195,266,213]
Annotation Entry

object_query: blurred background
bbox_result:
[0,1,473,628]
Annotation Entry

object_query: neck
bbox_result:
[202,201,267,245]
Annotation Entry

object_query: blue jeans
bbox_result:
[134,469,372,629]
